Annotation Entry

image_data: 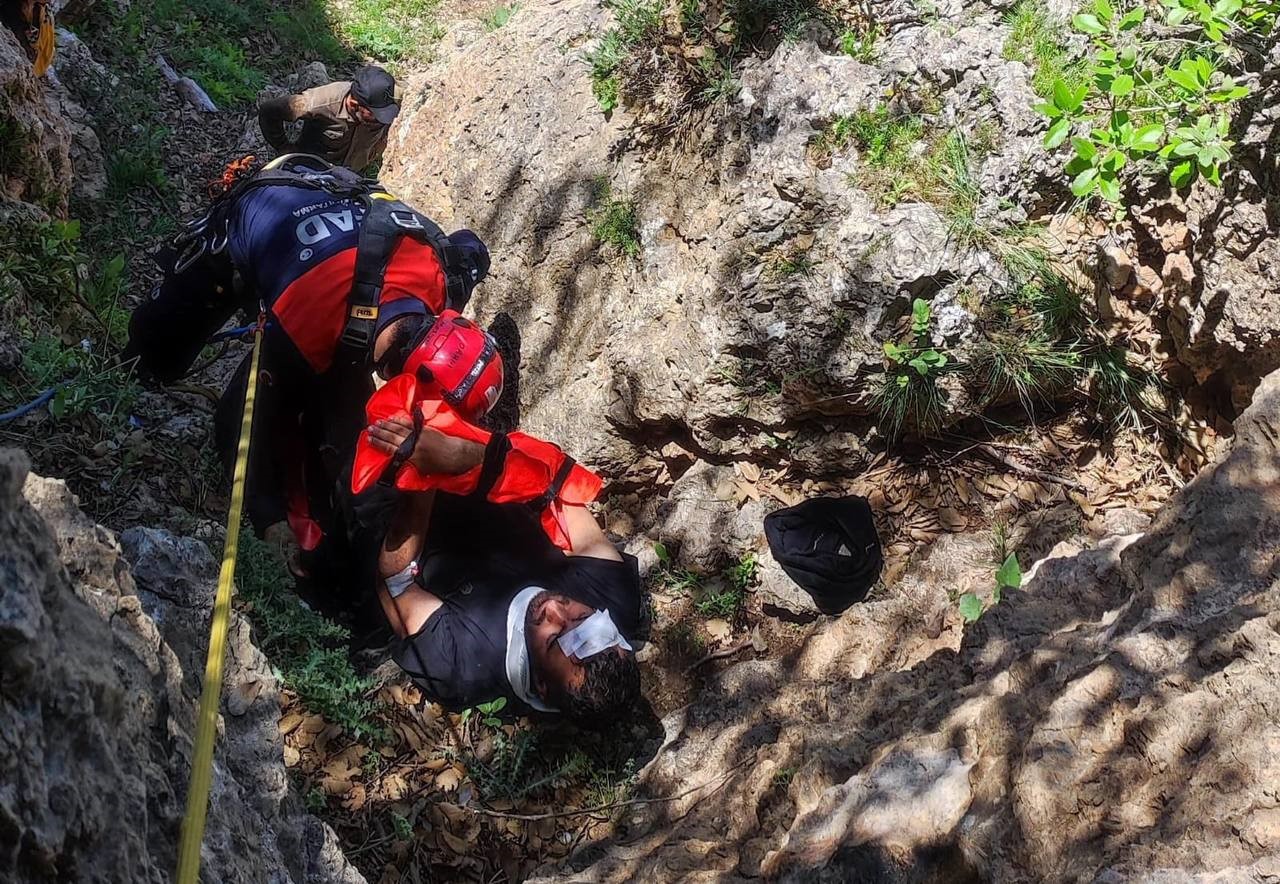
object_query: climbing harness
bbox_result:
[169,153,478,365]
[175,310,266,884]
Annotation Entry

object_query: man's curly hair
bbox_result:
[552,649,641,728]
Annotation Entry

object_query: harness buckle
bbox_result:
[390,210,425,231]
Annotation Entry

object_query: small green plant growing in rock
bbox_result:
[884,299,949,379]
[653,541,702,592]
[588,178,642,258]
[1036,0,1271,202]
[305,786,327,812]
[483,2,519,30]
[460,697,508,728]
[838,24,879,62]
[873,298,951,440]
[765,241,816,278]
[390,812,413,841]
[959,552,1023,622]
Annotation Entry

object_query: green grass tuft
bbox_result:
[588,178,642,258]
[1083,344,1166,431]
[1003,0,1087,97]
[872,370,948,441]
[585,0,662,111]
[971,329,1081,414]
[235,533,384,741]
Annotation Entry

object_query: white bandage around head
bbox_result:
[556,609,633,660]
[384,561,419,599]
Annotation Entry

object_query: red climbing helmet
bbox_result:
[400,310,504,419]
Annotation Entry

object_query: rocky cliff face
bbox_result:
[0,449,364,884]
[0,30,72,215]
[526,365,1280,882]
[382,0,1280,878]
[383,0,1279,581]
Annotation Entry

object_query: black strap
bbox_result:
[377,408,423,487]
[528,455,576,512]
[474,432,510,498]
[337,197,475,365]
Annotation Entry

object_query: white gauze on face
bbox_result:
[556,609,632,660]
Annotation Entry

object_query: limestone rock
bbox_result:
[1166,122,1280,410]
[1100,242,1134,289]
[0,449,365,884]
[0,29,72,214]
[532,366,1280,882]
[381,0,1021,480]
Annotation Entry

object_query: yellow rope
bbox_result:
[176,315,265,883]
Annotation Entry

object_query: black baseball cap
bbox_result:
[350,65,400,125]
[764,496,884,615]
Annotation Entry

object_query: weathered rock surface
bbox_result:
[534,367,1280,881]
[381,0,1051,481]
[0,30,72,214]
[0,449,364,884]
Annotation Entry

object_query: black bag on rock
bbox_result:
[763,496,883,615]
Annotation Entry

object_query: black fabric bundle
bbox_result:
[763,496,884,615]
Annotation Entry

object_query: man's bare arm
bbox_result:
[257,95,301,152]
[562,504,624,562]
[377,491,443,637]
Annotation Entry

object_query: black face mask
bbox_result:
[763,496,884,616]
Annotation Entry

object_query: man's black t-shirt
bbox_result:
[382,494,642,713]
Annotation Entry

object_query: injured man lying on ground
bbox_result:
[345,407,645,729]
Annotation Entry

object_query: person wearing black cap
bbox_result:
[258,65,401,172]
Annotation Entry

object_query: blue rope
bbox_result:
[208,323,259,342]
[0,386,59,424]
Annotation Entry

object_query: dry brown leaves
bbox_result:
[719,411,1192,587]
[279,676,612,883]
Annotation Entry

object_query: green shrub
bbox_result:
[1036,0,1273,202]
[339,0,443,62]
[107,128,169,200]
[0,335,139,421]
[235,533,384,741]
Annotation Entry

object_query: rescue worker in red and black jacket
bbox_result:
[124,155,499,575]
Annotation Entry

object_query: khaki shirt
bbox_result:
[257,80,389,172]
